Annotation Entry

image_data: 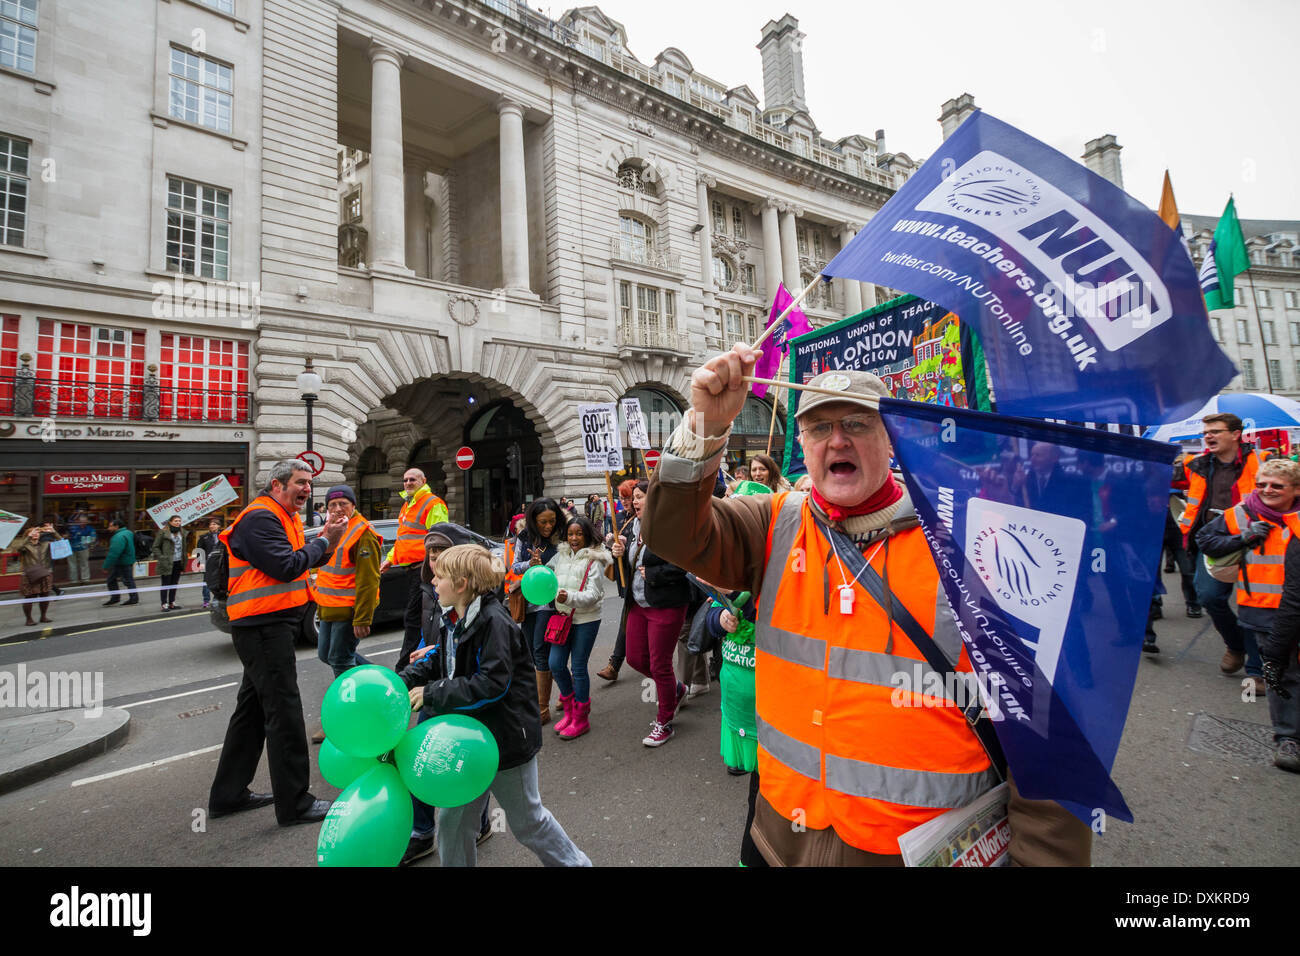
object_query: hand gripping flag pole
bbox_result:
[750,274,823,352]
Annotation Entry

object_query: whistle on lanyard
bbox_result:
[838,584,855,616]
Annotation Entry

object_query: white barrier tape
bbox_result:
[0,581,207,607]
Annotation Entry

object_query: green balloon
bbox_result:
[318,737,380,789]
[395,714,499,808]
[520,565,559,605]
[321,665,412,758]
[316,764,413,867]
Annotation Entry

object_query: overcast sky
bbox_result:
[571,0,1300,221]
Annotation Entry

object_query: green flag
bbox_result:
[1203,197,1250,311]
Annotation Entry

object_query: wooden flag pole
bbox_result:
[742,375,882,407]
[604,471,626,586]
[751,274,823,351]
[764,352,786,458]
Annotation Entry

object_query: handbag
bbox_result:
[543,560,594,645]
[49,538,72,560]
[507,583,526,623]
[23,563,52,585]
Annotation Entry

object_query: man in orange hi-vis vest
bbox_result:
[642,344,1091,866]
[381,467,449,670]
[208,458,347,827]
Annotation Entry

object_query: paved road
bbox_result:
[0,573,1295,867]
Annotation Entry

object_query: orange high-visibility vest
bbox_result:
[220,496,312,622]
[1222,505,1300,609]
[504,537,522,590]
[755,491,998,856]
[1178,450,1261,536]
[315,512,378,609]
[392,489,446,565]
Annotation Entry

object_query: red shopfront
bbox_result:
[0,437,249,587]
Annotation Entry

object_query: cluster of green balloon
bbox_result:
[314,666,499,867]
[520,565,558,605]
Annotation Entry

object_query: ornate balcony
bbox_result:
[0,375,253,425]
[616,321,692,363]
[609,237,681,274]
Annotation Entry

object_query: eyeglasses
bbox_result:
[402,477,421,483]
[1201,429,1230,437]
[800,414,878,443]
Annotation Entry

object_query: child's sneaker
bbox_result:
[203,601,210,609]
[642,721,674,747]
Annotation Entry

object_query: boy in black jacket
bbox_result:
[402,544,590,867]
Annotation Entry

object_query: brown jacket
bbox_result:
[644,464,1092,867]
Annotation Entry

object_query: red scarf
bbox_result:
[810,475,903,523]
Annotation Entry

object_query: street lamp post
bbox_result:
[296,358,322,520]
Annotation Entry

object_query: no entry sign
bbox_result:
[455,446,475,470]
[643,449,661,469]
[298,450,325,476]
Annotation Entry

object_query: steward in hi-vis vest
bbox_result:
[642,358,1091,866]
[382,468,450,672]
[209,458,346,827]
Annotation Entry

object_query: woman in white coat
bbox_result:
[546,515,613,740]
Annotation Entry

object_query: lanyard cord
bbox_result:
[828,533,885,592]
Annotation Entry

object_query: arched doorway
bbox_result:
[357,446,391,519]
[463,400,542,536]
[614,386,683,482]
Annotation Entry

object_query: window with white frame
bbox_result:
[1287,290,1299,310]
[712,255,734,290]
[619,281,677,335]
[0,0,38,74]
[0,133,28,247]
[1241,358,1257,389]
[1211,317,1222,343]
[731,206,746,239]
[711,199,725,234]
[796,225,808,255]
[1256,288,1272,309]
[196,0,235,12]
[166,176,231,279]
[742,264,757,295]
[812,232,824,260]
[1235,287,1244,307]
[735,110,752,133]
[1263,320,1275,345]
[1268,358,1282,389]
[169,47,233,133]
[343,187,361,224]
[1295,359,1300,388]
[1292,322,1300,347]
[1236,318,1250,343]
[618,215,654,264]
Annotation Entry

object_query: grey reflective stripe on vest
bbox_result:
[756,492,806,637]
[756,714,820,780]
[930,581,963,667]
[315,584,356,597]
[227,580,308,607]
[228,565,250,578]
[764,624,826,670]
[829,645,977,704]
[1244,582,1284,594]
[322,565,358,577]
[1245,553,1285,564]
[824,754,1001,809]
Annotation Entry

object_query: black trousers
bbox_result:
[396,564,424,670]
[160,559,183,606]
[740,770,768,867]
[209,617,314,824]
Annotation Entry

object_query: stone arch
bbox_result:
[602,145,677,196]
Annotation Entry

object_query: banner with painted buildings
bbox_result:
[782,294,990,475]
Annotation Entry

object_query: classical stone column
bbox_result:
[696,174,715,294]
[367,43,410,274]
[404,162,430,278]
[859,281,878,309]
[779,205,801,291]
[498,97,531,293]
[836,223,863,316]
[758,197,782,302]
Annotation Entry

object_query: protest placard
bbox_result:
[579,403,623,473]
[621,398,650,450]
[147,476,239,529]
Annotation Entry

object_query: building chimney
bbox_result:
[875,128,886,155]
[757,14,807,114]
[937,93,977,141]
[1082,135,1123,189]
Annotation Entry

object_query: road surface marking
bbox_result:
[119,683,238,709]
[71,744,223,788]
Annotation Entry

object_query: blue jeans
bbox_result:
[523,610,553,671]
[316,619,372,679]
[548,619,600,702]
[1193,558,1246,652]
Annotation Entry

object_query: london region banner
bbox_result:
[879,398,1179,822]
[823,110,1236,425]
[783,294,989,475]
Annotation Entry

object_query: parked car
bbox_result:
[209,518,501,638]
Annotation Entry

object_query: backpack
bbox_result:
[204,541,230,600]
[135,530,155,559]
